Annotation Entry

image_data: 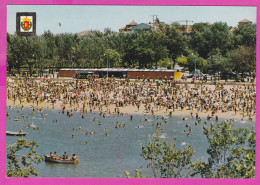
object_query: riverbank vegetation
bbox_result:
[125,121,255,178]
[6,139,43,177]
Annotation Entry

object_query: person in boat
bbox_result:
[53,152,58,159]
[19,129,23,134]
[72,154,77,160]
[62,152,69,160]
[50,152,53,158]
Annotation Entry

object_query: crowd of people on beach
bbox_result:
[6,76,256,121]
[6,76,256,165]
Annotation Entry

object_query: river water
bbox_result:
[6,106,255,178]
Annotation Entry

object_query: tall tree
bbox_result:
[163,23,187,67]
[191,22,210,32]
[138,130,194,178]
[192,121,255,178]
[7,34,29,74]
[43,30,58,69]
[229,45,255,77]
[124,30,168,69]
[104,49,121,67]
[177,53,207,73]
[233,23,256,48]
[191,22,234,58]
[207,49,232,75]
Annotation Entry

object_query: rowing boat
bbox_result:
[44,154,78,164]
[6,131,27,136]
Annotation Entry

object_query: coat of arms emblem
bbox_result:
[16,12,36,36]
[20,16,33,32]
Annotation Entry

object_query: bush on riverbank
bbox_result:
[126,121,255,178]
[6,139,43,177]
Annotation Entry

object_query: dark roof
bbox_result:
[131,23,155,31]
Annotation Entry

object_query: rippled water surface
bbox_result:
[6,107,255,178]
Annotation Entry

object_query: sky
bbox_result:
[7,5,257,35]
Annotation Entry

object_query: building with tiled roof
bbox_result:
[128,20,138,26]
[119,20,159,33]
[238,19,252,26]
[131,23,155,32]
[119,20,138,32]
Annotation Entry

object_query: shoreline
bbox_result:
[6,99,254,121]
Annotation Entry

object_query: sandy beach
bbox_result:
[6,77,255,121]
[5,98,249,120]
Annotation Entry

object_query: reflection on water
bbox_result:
[6,107,255,178]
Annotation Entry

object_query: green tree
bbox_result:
[138,131,194,178]
[55,34,66,67]
[147,30,169,68]
[229,45,255,78]
[176,55,188,67]
[63,33,79,67]
[125,169,145,178]
[70,34,84,68]
[79,36,94,67]
[158,58,172,69]
[192,121,255,178]
[192,22,210,32]
[177,53,207,73]
[6,139,43,177]
[123,30,168,69]
[7,34,29,75]
[230,129,255,178]
[104,49,121,67]
[25,36,46,76]
[163,24,187,67]
[207,49,232,75]
[122,32,140,67]
[234,23,256,48]
[7,33,16,74]
[191,22,234,58]
[43,30,58,69]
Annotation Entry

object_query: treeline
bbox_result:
[7,22,256,77]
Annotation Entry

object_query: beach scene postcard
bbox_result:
[1,0,259,185]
